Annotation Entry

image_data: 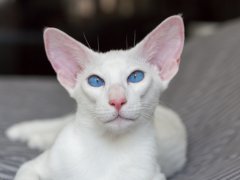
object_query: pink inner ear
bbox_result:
[47,45,84,88]
[138,16,184,81]
[44,28,92,89]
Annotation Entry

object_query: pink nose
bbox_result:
[109,98,127,111]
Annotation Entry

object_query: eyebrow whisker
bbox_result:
[83,33,91,49]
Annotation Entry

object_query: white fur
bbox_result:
[7,115,72,150]
[6,16,187,180]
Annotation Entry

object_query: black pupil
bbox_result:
[134,73,137,79]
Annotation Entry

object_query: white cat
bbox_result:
[6,15,187,180]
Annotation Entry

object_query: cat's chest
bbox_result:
[48,125,157,180]
[50,149,155,180]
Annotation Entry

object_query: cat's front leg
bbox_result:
[15,161,40,180]
[14,152,49,180]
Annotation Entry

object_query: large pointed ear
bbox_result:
[44,28,94,92]
[132,15,184,81]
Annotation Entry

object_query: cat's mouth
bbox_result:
[105,115,136,124]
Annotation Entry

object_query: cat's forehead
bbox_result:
[97,50,134,69]
[86,49,150,78]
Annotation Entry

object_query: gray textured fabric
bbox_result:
[165,19,240,180]
[1,19,240,180]
[0,78,75,180]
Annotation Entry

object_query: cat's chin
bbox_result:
[103,115,136,132]
[105,115,136,124]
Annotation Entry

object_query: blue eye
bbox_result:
[127,70,144,83]
[88,75,105,87]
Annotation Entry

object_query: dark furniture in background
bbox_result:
[1,0,240,75]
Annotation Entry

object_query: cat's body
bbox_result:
[6,16,187,180]
[8,105,186,179]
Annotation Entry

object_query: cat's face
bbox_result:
[75,51,161,132]
[43,15,184,133]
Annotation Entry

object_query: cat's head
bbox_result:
[43,15,184,133]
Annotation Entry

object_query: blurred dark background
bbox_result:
[0,0,240,75]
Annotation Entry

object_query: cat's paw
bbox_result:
[6,121,34,142]
[6,121,56,150]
